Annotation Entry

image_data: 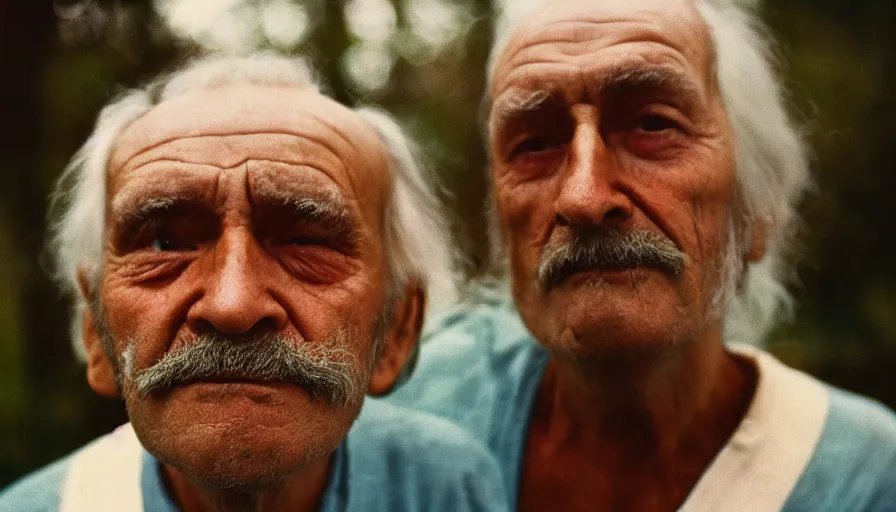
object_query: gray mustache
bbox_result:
[130,332,359,407]
[537,229,686,292]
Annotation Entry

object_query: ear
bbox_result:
[368,285,425,396]
[76,267,119,398]
[746,219,769,263]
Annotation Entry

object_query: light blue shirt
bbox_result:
[0,400,508,511]
[388,296,896,511]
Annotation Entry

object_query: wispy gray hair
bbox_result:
[47,53,459,361]
[482,0,811,346]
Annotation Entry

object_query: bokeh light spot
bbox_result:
[345,0,397,44]
[342,42,396,93]
[262,0,309,49]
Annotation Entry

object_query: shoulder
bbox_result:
[344,400,508,511]
[789,386,896,511]
[1,426,145,512]
[824,386,896,448]
[0,455,72,511]
[388,292,546,433]
[350,399,500,473]
[420,289,536,362]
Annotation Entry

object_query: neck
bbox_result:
[161,456,331,512]
[535,327,756,476]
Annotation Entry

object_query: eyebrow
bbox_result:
[112,189,361,250]
[258,188,360,243]
[490,88,555,132]
[489,64,704,128]
[599,65,703,105]
[112,191,207,233]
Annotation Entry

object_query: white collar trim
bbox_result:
[60,423,144,512]
[679,346,830,512]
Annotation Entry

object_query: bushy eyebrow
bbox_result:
[111,187,359,245]
[111,191,207,235]
[490,88,555,133]
[257,188,360,244]
[489,63,704,130]
[599,65,703,106]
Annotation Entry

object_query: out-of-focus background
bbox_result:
[1,0,894,486]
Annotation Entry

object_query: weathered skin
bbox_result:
[80,85,421,512]
[488,0,762,510]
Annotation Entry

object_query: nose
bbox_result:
[187,230,288,336]
[554,120,633,229]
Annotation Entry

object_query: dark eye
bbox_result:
[517,137,549,152]
[145,218,201,252]
[636,115,679,132]
[287,235,328,247]
[150,236,196,252]
[509,136,559,160]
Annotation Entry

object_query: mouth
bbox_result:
[188,377,278,384]
[544,264,645,291]
[165,374,279,387]
[177,378,293,391]
[179,380,297,404]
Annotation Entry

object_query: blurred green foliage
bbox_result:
[0,0,894,486]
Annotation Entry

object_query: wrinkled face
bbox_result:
[489,0,750,356]
[95,85,393,487]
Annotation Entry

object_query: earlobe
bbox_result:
[368,285,425,396]
[82,306,121,398]
[746,219,769,263]
[76,266,120,398]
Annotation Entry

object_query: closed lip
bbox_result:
[557,266,647,286]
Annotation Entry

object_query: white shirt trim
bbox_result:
[60,423,144,512]
[679,346,830,512]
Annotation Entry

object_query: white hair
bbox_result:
[48,53,458,359]
[483,0,811,346]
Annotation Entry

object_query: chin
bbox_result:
[522,281,695,359]
[555,320,684,361]
[176,447,301,491]
[125,384,361,490]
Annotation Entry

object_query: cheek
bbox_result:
[283,275,385,357]
[100,273,189,360]
[298,290,375,336]
[686,165,739,254]
[495,177,556,273]
[634,150,738,256]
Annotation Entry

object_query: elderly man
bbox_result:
[390,0,896,510]
[0,54,507,511]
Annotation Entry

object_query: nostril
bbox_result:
[190,317,281,339]
[191,319,218,337]
[604,206,629,224]
[555,214,570,227]
[246,318,280,338]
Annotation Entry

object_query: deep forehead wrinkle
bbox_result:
[498,14,695,77]
[124,157,343,184]
[300,110,360,159]
[114,130,349,177]
[109,85,378,170]
[501,17,651,68]
[490,63,705,125]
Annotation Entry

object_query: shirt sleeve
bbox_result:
[0,456,71,512]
